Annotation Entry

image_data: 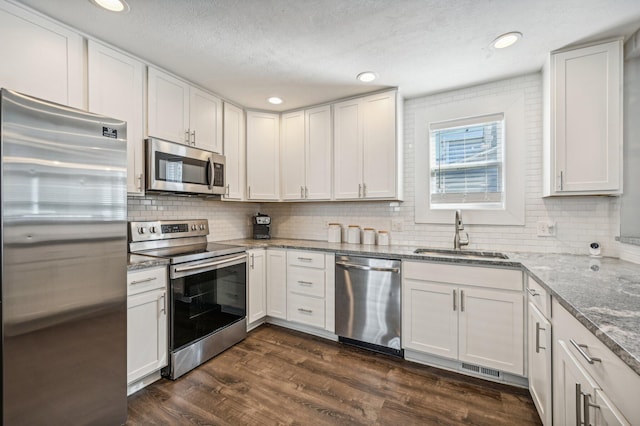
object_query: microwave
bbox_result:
[146,137,226,196]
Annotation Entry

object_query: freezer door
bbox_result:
[1,89,128,425]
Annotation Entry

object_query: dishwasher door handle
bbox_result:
[335,261,399,273]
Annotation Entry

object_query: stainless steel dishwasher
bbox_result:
[335,255,403,357]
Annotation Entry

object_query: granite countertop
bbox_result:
[220,238,640,376]
[127,253,169,271]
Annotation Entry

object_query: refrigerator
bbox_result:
[0,89,127,425]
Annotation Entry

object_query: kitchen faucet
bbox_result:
[454,210,469,250]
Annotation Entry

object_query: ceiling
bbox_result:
[14,0,640,111]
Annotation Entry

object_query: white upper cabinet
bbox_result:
[222,102,245,200]
[88,41,145,195]
[246,111,280,200]
[543,40,622,196]
[280,106,332,201]
[334,90,399,200]
[0,2,83,108]
[148,67,222,153]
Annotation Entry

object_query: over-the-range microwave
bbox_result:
[146,137,226,196]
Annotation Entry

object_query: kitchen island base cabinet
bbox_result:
[127,266,168,396]
[402,261,525,383]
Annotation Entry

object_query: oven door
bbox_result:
[146,137,225,195]
[169,253,246,351]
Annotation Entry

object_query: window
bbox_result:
[414,90,525,226]
[430,114,504,208]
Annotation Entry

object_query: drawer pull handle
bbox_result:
[298,308,313,314]
[298,280,313,286]
[526,288,540,297]
[297,257,313,262]
[535,322,546,353]
[130,276,157,285]
[159,294,166,315]
[570,339,602,364]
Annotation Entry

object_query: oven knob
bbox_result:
[149,226,157,233]
[191,224,197,231]
[199,224,205,230]
[137,227,146,234]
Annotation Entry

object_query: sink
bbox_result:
[413,248,509,260]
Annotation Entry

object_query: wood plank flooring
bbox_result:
[127,324,542,425]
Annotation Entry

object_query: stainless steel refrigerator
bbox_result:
[0,89,127,425]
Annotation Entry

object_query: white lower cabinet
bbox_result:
[266,248,287,319]
[552,298,638,425]
[402,261,524,378]
[127,267,168,394]
[247,249,266,328]
[528,301,552,425]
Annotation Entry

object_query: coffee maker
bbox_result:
[252,213,271,239]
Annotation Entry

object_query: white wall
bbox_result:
[263,73,624,256]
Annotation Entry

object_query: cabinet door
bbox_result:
[333,99,363,199]
[0,2,83,108]
[266,249,287,319]
[593,388,631,426]
[402,279,457,359]
[246,111,280,200]
[528,302,552,426]
[127,288,168,384]
[88,41,145,195]
[280,111,306,200]
[362,91,397,199]
[189,87,222,153]
[553,40,621,193]
[458,287,524,375]
[223,102,245,200]
[305,105,332,200]
[247,249,266,324]
[147,67,190,144]
[553,340,599,426]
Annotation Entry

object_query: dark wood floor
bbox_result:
[127,324,542,425]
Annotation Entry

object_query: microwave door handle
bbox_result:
[207,157,214,190]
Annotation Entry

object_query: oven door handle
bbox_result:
[173,254,247,274]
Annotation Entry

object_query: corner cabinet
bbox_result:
[0,1,83,108]
[246,111,280,200]
[87,41,145,195]
[222,102,245,200]
[281,105,332,201]
[127,267,168,395]
[247,249,266,329]
[148,67,223,153]
[543,39,623,196]
[334,90,400,200]
[402,261,525,381]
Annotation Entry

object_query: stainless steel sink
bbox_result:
[413,248,509,260]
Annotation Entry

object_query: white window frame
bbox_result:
[415,92,525,225]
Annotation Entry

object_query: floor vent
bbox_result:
[461,363,501,379]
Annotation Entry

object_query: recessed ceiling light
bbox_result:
[356,71,377,83]
[89,0,130,13]
[492,32,522,49]
[267,97,283,105]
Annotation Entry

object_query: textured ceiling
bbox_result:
[14,0,640,111]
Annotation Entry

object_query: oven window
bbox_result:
[156,152,208,185]
[171,262,246,350]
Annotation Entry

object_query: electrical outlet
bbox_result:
[537,221,555,237]
[391,218,403,232]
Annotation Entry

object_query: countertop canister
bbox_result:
[363,228,376,245]
[347,225,361,244]
[328,223,342,243]
[378,230,389,246]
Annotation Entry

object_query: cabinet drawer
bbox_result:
[287,266,325,298]
[127,267,167,296]
[403,261,522,292]
[526,275,550,318]
[552,298,640,423]
[287,250,325,269]
[287,292,325,328]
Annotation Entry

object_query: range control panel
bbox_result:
[129,219,209,242]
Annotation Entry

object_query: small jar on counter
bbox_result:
[378,230,390,246]
[363,228,376,245]
[347,225,361,244]
[328,223,342,243]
